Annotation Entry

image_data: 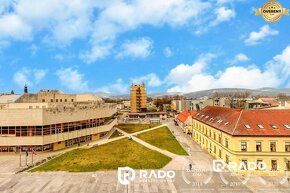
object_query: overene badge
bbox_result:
[255,0,289,23]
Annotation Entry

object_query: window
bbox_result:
[284,124,290,129]
[65,99,67,102]
[271,160,277,171]
[241,160,247,170]
[214,146,216,154]
[42,99,45,102]
[256,142,262,152]
[225,155,229,164]
[285,142,290,152]
[257,124,264,129]
[214,133,216,140]
[286,161,290,171]
[218,135,221,143]
[71,99,74,102]
[270,142,276,152]
[219,149,222,158]
[244,124,251,129]
[56,99,58,102]
[225,138,229,148]
[60,99,62,102]
[241,142,247,151]
[51,99,53,102]
[257,160,263,170]
[270,124,278,129]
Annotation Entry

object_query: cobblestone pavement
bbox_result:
[0,119,289,193]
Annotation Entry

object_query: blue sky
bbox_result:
[0,0,289,94]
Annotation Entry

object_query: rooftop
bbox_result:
[194,106,290,136]
[177,110,197,123]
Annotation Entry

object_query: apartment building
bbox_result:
[191,106,290,174]
[130,83,147,113]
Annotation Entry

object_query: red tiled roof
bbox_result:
[177,110,197,123]
[259,98,280,107]
[193,106,290,136]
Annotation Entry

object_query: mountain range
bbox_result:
[95,87,290,99]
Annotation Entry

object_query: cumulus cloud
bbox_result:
[167,45,290,93]
[56,67,89,92]
[228,53,250,65]
[96,78,128,94]
[0,0,241,63]
[244,25,279,46]
[209,7,236,27]
[116,37,153,59]
[13,67,47,87]
[131,73,163,87]
[163,47,173,58]
[166,53,215,85]
[80,44,112,64]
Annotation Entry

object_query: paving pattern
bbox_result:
[0,119,289,193]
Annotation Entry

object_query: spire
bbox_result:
[24,83,28,94]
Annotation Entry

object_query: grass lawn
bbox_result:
[136,126,188,155]
[116,124,160,133]
[30,138,171,172]
[109,130,123,139]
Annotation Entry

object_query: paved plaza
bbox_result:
[0,120,289,193]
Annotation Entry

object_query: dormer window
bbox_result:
[245,124,251,129]
[270,124,278,129]
[257,124,264,129]
[284,124,290,129]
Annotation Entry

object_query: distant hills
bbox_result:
[184,88,290,99]
[95,87,290,99]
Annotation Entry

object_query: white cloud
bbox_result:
[82,0,211,63]
[166,53,215,85]
[13,67,47,87]
[167,45,290,93]
[244,25,279,46]
[131,73,162,87]
[0,14,32,40]
[229,53,250,65]
[56,67,89,92]
[209,7,236,27]
[96,78,128,94]
[0,0,240,63]
[116,37,153,59]
[163,47,173,58]
[80,44,112,64]
[194,6,235,35]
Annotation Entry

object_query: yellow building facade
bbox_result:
[190,106,290,174]
[130,83,147,113]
